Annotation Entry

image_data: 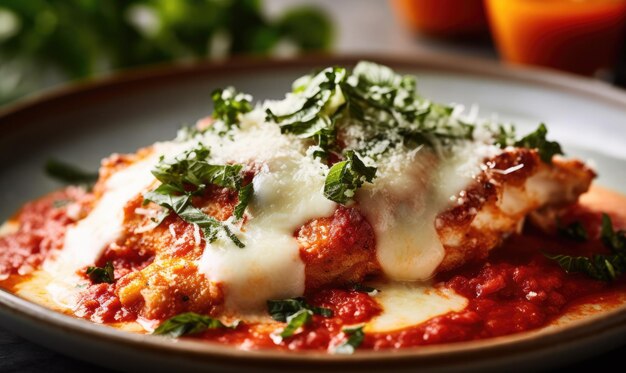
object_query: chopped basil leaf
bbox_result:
[45,159,98,185]
[234,183,253,220]
[557,220,588,242]
[212,87,253,127]
[144,144,250,247]
[514,123,563,164]
[545,213,626,281]
[332,325,365,354]
[279,309,313,338]
[151,144,242,191]
[86,261,114,284]
[266,67,346,159]
[144,190,244,248]
[544,253,623,281]
[324,151,376,204]
[601,213,626,253]
[341,62,474,148]
[153,312,236,338]
[267,297,333,322]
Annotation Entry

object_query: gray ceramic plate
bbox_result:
[1,55,626,372]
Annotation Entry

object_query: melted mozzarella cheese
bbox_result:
[35,101,496,318]
[365,281,468,333]
[197,117,336,311]
[357,143,499,281]
[43,142,189,308]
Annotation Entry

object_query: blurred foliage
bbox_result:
[0,0,334,104]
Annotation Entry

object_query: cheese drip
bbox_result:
[365,281,468,333]
[357,142,498,281]
[197,116,336,311]
[43,142,188,308]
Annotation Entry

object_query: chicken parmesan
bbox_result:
[1,61,625,353]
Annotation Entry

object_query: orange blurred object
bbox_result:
[391,0,489,38]
[485,0,626,76]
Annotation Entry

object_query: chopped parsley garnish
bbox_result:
[45,159,98,186]
[212,87,253,128]
[332,325,365,354]
[557,220,589,242]
[267,297,333,340]
[85,261,114,284]
[323,150,376,204]
[514,123,563,163]
[144,144,251,247]
[545,214,626,281]
[153,312,237,338]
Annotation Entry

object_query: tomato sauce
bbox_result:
[0,187,89,280]
[1,186,626,351]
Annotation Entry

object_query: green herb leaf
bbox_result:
[332,325,365,354]
[557,220,588,242]
[212,87,253,127]
[342,62,474,146]
[601,213,626,253]
[545,213,626,281]
[85,261,114,284]
[144,190,244,248]
[45,159,98,185]
[151,144,242,191]
[234,183,253,220]
[267,297,333,322]
[266,67,347,159]
[153,312,235,338]
[279,309,313,338]
[544,252,625,281]
[144,144,250,247]
[514,123,563,163]
[324,151,376,204]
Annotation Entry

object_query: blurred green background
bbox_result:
[3,0,625,107]
[0,0,333,105]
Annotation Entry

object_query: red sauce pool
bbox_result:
[1,186,626,351]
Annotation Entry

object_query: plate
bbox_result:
[1,55,626,372]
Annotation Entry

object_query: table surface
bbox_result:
[2,0,625,371]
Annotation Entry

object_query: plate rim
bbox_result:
[1,52,626,368]
[3,51,626,128]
